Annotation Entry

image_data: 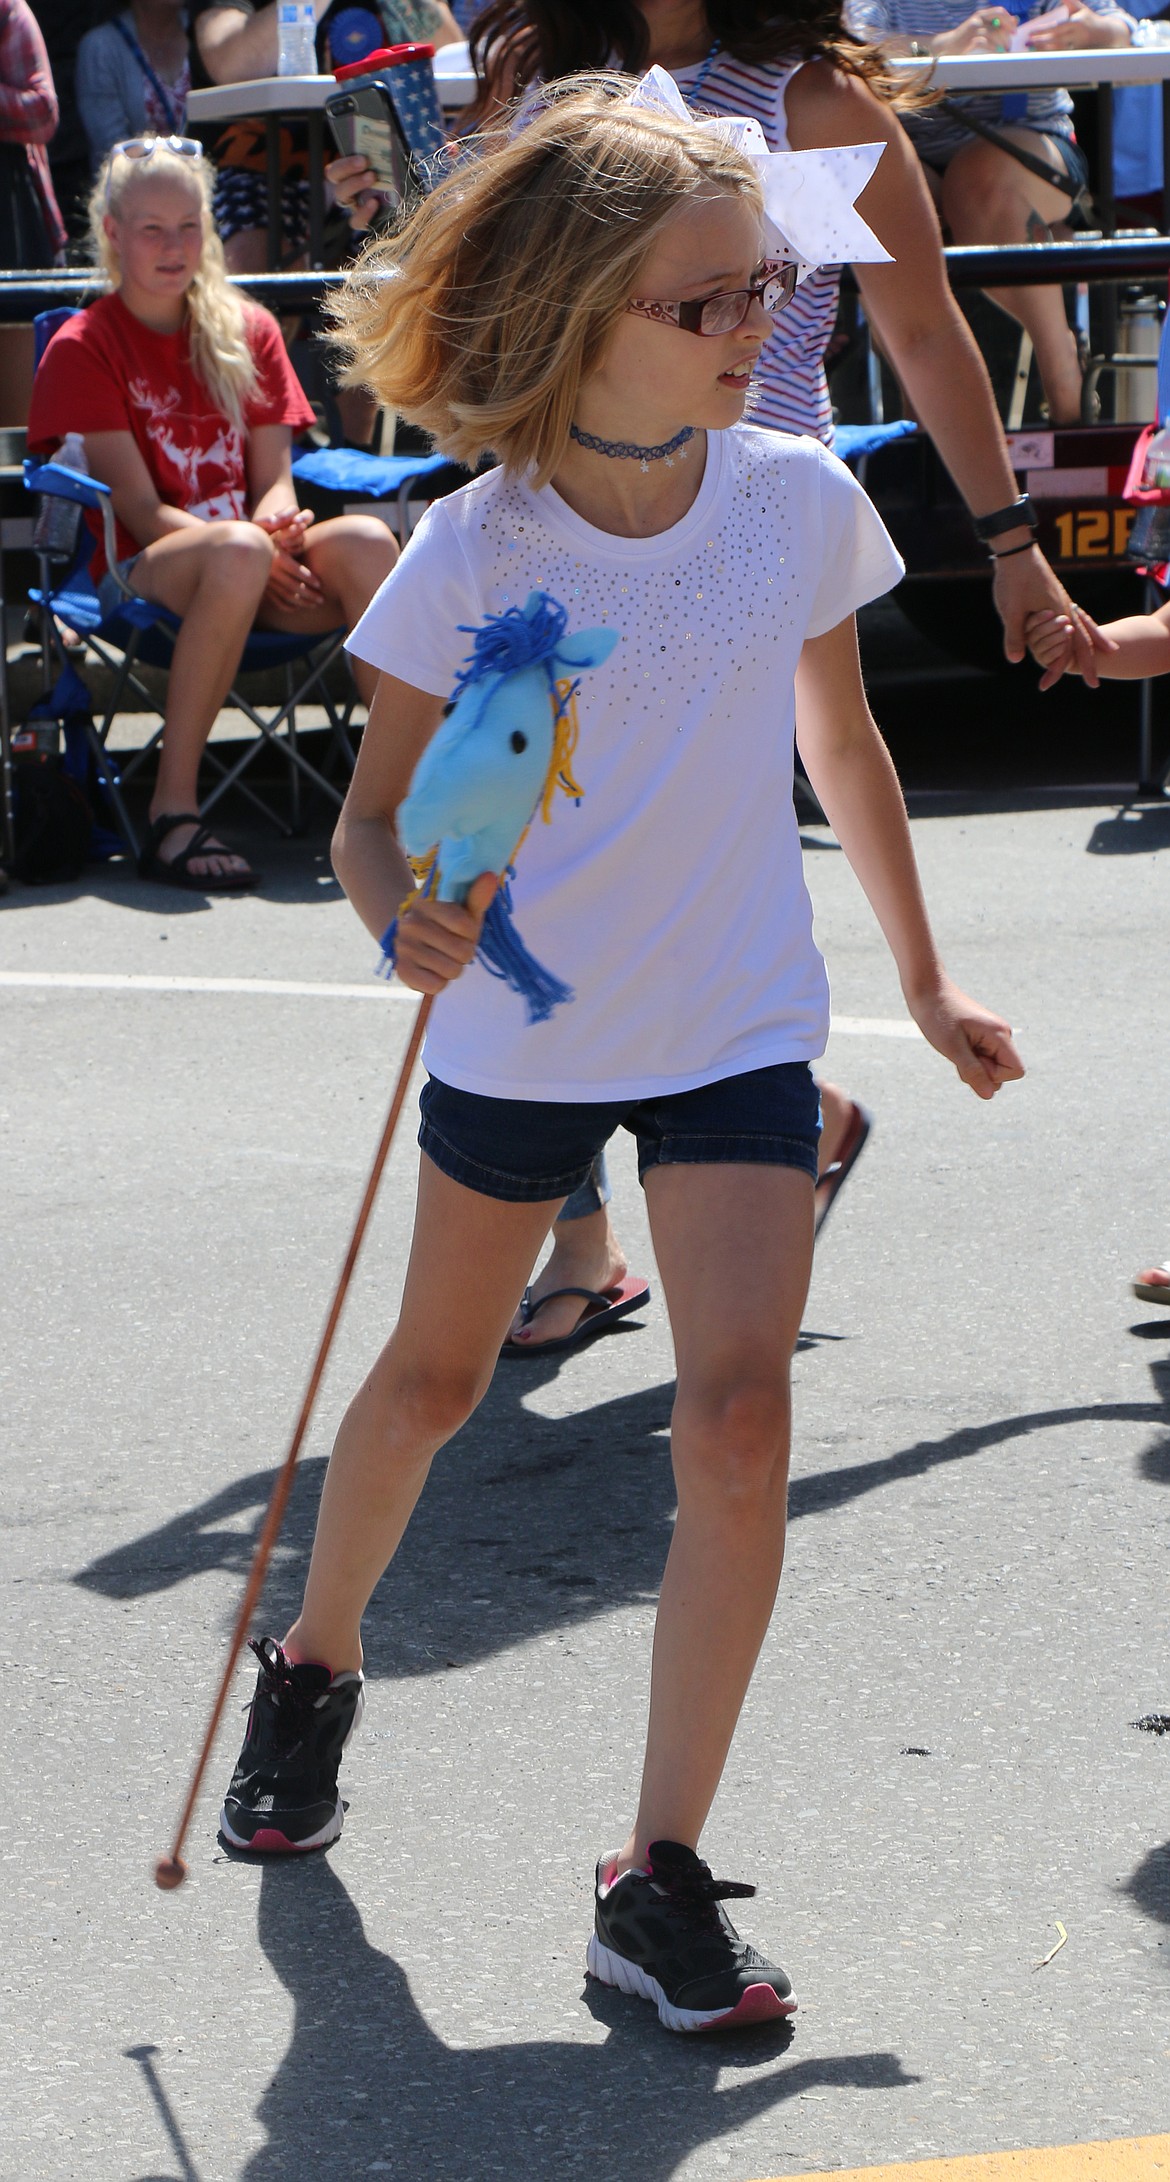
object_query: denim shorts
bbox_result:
[97,554,142,620]
[418,1062,821,1204]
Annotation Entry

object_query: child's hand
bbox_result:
[1025,607,1079,691]
[393,872,498,994]
[907,976,1025,1099]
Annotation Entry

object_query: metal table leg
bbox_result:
[266,116,281,272]
[307,110,325,271]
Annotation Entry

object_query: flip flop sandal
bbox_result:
[1133,1263,1170,1306]
[813,1100,872,1239]
[500,1274,652,1360]
[138,811,259,893]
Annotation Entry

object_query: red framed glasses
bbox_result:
[626,259,798,338]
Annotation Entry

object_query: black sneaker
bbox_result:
[219,1637,364,1854]
[587,1839,796,2032]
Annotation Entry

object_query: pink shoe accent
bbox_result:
[717,1983,797,2028]
[246,1828,314,1854]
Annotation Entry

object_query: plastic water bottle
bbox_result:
[843,0,887,37]
[32,431,88,560]
[277,0,318,76]
[1132,16,1170,44]
[1141,422,1170,489]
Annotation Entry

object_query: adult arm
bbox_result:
[195,0,331,86]
[795,614,1025,1097]
[785,60,1113,681]
[332,671,495,985]
[82,430,207,544]
[0,0,58,144]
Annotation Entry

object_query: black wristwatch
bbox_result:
[972,495,1038,542]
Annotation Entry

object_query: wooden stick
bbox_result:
[155,992,434,1889]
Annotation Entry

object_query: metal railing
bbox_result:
[0,236,1168,320]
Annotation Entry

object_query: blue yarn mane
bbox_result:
[451,594,569,698]
[476,872,574,1024]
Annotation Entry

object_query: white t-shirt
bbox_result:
[347,424,904,1102]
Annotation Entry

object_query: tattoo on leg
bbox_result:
[1026,208,1054,245]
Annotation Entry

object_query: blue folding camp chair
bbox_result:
[23,309,458,859]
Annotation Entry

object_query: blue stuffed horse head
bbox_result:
[400,591,618,901]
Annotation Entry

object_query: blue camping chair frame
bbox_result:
[25,455,360,854]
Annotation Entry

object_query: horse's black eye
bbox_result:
[510,730,528,752]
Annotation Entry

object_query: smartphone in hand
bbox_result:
[325,82,414,226]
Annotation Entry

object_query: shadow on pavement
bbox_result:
[1086,803,1170,857]
[233,1857,916,2182]
[1123,1841,1170,1941]
[74,1352,1170,1680]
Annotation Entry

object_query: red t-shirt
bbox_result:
[27,291,316,580]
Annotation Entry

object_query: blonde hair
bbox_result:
[327,79,764,486]
[90,142,257,437]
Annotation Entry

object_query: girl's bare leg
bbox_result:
[616,1162,814,1868]
[132,519,276,878]
[940,136,1083,425]
[285,1157,563,1674]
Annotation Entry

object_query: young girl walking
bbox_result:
[221,78,1024,2032]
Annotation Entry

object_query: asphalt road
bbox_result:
[2,785,1168,2182]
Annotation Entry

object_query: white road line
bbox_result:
[0,968,411,1001]
[830,1014,923,1041]
[0,969,923,1038]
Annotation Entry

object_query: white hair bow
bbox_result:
[627,65,892,283]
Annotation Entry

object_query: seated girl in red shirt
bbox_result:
[27,136,397,889]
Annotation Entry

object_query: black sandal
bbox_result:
[138,812,259,893]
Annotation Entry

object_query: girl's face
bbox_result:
[105,173,205,300]
[589,189,774,435]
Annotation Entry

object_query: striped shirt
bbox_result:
[845,0,1127,159]
[674,52,840,444]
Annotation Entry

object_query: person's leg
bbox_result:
[940,135,1083,424]
[130,519,276,878]
[615,1160,814,1867]
[256,512,399,705]
[505,1152,634,1346]
[285,1156,563,1673]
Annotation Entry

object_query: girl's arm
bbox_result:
[245,422,323,608]
[333,672,496,990]
[82,431,206,544]
[795,614,1025,1098]
[1027,602,1170,681]
[785,63,1113,684]
[245,423,301,527]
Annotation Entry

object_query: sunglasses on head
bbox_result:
[106,136,205,201]
[627,259,799,338]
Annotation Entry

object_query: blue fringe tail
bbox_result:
[477,886,573,1024]
[377,916,398,979]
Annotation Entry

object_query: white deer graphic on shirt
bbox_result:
[128,375,246,520]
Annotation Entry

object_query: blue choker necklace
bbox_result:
[569,422,696,474]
